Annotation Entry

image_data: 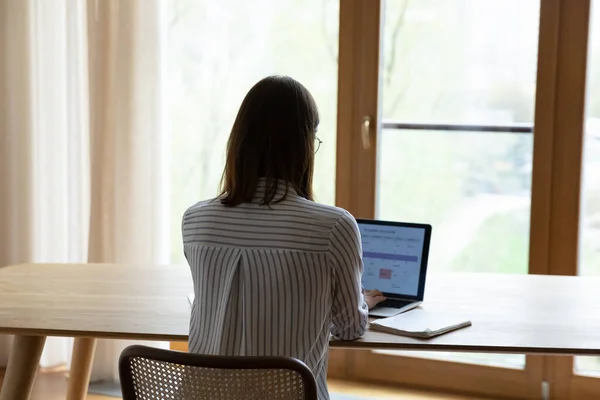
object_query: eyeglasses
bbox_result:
[315,136,322,154]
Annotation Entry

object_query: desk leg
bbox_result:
[66,337,97,400]
[0,335,46,400]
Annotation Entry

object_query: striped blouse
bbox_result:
[182,180,369,400]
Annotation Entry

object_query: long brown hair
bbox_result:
[219,76,319,206]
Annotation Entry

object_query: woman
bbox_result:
[182,76,385,399]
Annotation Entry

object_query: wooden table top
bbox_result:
[1,263,600,355]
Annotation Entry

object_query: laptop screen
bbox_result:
[357,220,431,298]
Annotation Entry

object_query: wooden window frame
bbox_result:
[330,0,381,375]
[534,0,596,398]
[334,0,599,398]
[334,0,542,396]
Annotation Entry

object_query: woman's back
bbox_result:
[182,76,375,400]
[182,180,368,400]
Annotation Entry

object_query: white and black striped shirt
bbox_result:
[182,180,369,399]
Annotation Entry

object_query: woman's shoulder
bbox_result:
[182,197,221,223]
[294,199,358,229]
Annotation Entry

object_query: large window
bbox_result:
[375,0,539,369]
[162,0,339,264]
[339,0,594,397]
[378,0,538,274]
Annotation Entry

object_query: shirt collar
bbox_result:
[253,178,299,202]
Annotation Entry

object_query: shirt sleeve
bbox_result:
[328,210,369,340]
[181,207,190,263]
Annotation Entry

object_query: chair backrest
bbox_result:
[119,345,318,400]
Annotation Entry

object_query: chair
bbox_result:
[119,345,318,400]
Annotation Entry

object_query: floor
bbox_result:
[0,369,484,400]
[327,380,486,399]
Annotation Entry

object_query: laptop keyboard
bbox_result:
[378,299,413,309]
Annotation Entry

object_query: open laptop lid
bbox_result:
[356,219,432,301]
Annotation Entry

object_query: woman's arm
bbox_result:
[328,210,370,340]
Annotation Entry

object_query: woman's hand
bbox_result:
[364,289,386,310]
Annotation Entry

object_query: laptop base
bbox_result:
[369,301,422,318]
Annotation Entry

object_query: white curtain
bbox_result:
[0,0,167,382]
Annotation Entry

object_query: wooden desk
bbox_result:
[1,263,600,400]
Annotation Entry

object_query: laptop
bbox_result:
[357,219,432,318]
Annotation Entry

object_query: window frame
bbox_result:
[333,0,597,397]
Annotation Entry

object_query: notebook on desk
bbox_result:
[370,309,471,339]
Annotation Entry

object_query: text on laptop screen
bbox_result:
[358,223,425,297]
